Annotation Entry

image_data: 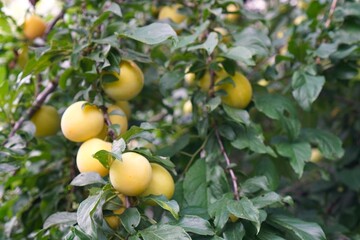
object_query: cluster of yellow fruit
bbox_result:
[184,67,253,110]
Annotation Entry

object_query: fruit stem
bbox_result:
[214,126,240,201]
[325,0,338,28]
[4,79,58,144]
[99,105,116,141]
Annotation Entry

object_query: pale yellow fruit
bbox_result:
[158,4,186,24]
[215,71,252,109]
[116,101,131,119]
[141,163,175,204]
[109,152,152,196]
[97,105,128,140]
[104,194,126,229]
[229,214,238,222]
[30,105,60,137]
[225,4,240,22]
[310,148,323,163]
[183,100,193,115]
[214,27,231,43]
[199,72,211,91]
[294,15,306,25]
[76,138,111,177]
[184,72,196,86]
[102,60,144,101]
[61,101,104,142]
[24,15,47,40]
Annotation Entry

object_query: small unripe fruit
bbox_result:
[24,15,47,40]
[229,214,238,222]
[158,4,186,24]
[141,163,175,205]
[310,148,323,163]
[76,138,112,177]
[102,61,144,101]
[61,101,104,142]
[225,4,240,22]
[109,152,152,196]
[30,105,60,137]
[183,100,193,115]
[184,72,196,86]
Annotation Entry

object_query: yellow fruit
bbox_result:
[102,60,144,101]
[97,105,128,140]
[184,72,196,86]
[214,27,231,43]
[158,4,186,24]
[109,152,152,196]
[183,100,193,115]
[215,71,252,109]
[229,214,238,222]
[141,163,175,204]
[76,138,112,177]
[23,15,47,40]
[294,15,306,25]
[199,72,211,91]
[115,101,131,119]
[225,4,240,22]
[310,148,323,163]
[30,105,60,137]
[104,194,126,229]
[61,101,104,142]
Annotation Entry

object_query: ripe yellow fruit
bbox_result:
[310,148,323,163]
[215,71,252,109]
[199,72,211,91]
[141,163,175,204]
[229,214,238,222]
[214,27,231,43]
[225,4,240,22]
[104,194,126,229]
[76,138,112,177]
[96,105,128,140]
[61,101,104,142]
[184,72,196,86]
[102,60,144,101]
[109,152,152,196]
[183,100,193,115]
[24,15,47,40]
[30,105,60,137]
[116,101,131,119]
[158,4,186,24]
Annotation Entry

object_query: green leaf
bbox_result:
[233,27,271,58]
[208,195,232,231]
[111,138,126,160]
[121,23,178,45]
[222,46,255,66]
[107,2,122,17]
[223,105,251,126]
[121,124,156,142]
[173,215,215,236]
[188,32,219,55]
[139,224,191,240]
[70,172,106,186]
[291,71,325,111]
[59,68,74,90]
[132,148,175,169]
[227,197,261,233]
[159,71,183,96]
[300,128,344,160]
[267,214,326,240]
[183,159,208,208]
[119,208,141,235]
[77,195,101,237]
[93,150,114,169]
[206,96,222,112]
[142,195,179,219]
[251,192,292,209]
[156,133,190,157]
[231,124,276,157]
[173,21,210,50]
[43,212,77,229]
[315,43,338,58]
[274,142,311,177]
[241,176,270,195]
[338,167,360,191]
[257,227,286,240]
[223,222,245,240]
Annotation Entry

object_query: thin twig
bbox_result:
[325,0,338,28]
[44,9,65,38]
[6,79,58,141]
[99,105,116,141]
[183,135,209,174]
[214,127,240,201]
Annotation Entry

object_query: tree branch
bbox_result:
[99,105,116,141]
[214,127,240,201]
[44,9,65,38]
[325,0,338,28]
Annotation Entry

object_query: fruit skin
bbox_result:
[109,152,152,196]
[30,105,60,137]
[215,71,252,109]
[61,101,104,142]
[199,72,211,91]
[229,214,238,222]
[76,138,112,177]
[97,105,128,140]
[141,163,175,204]
[104,194,126,229]
[214,27,231,43]
[183,100,193,115]
[225,4,240,22]
[310,148,323,163]
[116,101,131,119]
[102,60,144,101]
[24,15,47,40]
[158,4,186,24]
